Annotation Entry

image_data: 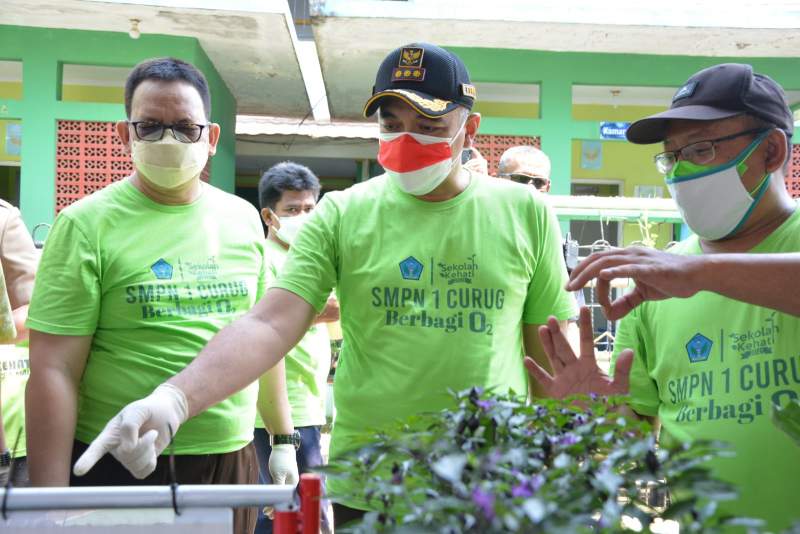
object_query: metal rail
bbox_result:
[0,485,294,511]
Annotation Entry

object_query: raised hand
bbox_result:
[566,247,703,321]
[524,307,633,399]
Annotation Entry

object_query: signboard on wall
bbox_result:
[580,140,602,170]
[5,123,21,156]
[599,122,630,140]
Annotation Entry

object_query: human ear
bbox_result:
[763,130,788,174]
[463,113,481,148]
[116,121,132,154]
[261,207,279,229]
[207,123,221,156]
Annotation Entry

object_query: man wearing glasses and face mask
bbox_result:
[25,57,297,533]
[498,145,552,193]
[72,43,577,528]
[524,64,800,531]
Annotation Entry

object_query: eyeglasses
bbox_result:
[130,121,208,143]
[654,127,768,174]
[502,173,549,189]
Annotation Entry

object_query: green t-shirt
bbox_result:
[28,180,266,455]
[272,173,576,507]
[1,344,28,458]
[612,206,800,531]
[256,239,331,428]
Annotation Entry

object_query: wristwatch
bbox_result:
[0,450,11,467]
[269,431,301,450]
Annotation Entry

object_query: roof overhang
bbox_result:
[1,0,312,116]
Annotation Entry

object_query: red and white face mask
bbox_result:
[377,121,466,195]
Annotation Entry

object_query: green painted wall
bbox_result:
[192,45,236,194]
[470,102,670,123]
[62,84,124,104]
[0,24,237,229]
[451,46,800,199]
[0,81,124,103]
[573,104,667,122]
[473,101,539,119]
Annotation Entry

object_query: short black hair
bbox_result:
[125,57,211,119]
[258,162,321,210]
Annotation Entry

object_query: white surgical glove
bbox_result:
[73,383,189,479]
[268,444,299,485]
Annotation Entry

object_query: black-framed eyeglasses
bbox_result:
[654,127,768,174]
[130,121,208,143]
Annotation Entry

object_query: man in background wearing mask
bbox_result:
[525,64,800,531]
[498,145,552,193]
[25,57,297,533]
[254,161,337,534]
[73,44,576,528]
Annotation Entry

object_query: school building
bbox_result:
[2,0,799,249]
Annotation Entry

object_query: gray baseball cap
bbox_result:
[626,63,794,144]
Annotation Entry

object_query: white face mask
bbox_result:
[132,135,209,189]
[377,120,466,196]
[666,131,770,241]
[274,212,311,245]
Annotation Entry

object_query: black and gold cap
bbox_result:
[363,42,477,119]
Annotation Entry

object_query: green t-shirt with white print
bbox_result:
[272,172,576,508]
[28,179,266,455]
[612,206,800,531]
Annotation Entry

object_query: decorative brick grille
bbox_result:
[55,120,133,212]
[473,134,541,176]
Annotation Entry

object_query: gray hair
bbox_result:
[498,145,551,177]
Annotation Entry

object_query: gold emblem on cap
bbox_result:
[392,89,449,112]
[392,48,427,83]
[399,47,424,68]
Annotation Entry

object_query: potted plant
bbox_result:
[326,388,759,533]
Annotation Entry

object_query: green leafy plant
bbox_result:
[326,388,754,533]
[634,211,659,249]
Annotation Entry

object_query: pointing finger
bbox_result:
[73,420,120,476]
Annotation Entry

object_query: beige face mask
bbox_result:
[132,135,209,189]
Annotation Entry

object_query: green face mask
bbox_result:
[664,130,771,241]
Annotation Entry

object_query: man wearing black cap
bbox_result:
[72,43,577,527]
[525,63,800,530]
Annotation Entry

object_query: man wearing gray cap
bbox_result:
[525,63,800,530]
